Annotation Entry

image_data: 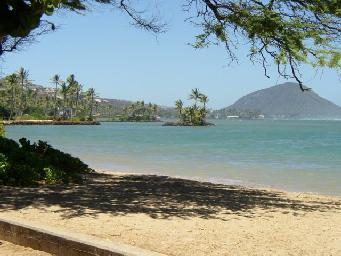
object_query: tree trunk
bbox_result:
[53,83,58,120]
[75,89,80,117]
[89,94,94,119]
[9,85,15,120]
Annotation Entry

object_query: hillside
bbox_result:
[0,80,177,118]
[25,83,134,109]
[220,82,341,118]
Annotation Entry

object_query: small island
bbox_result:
[112,101,161,122]
[163,88,214,126]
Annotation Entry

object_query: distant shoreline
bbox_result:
[162,121,215,126]
[2,120,100,125]
[107,120,162,123]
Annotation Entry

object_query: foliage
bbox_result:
[174,89,209,126]
[0,137,91,186]
[0,69,98,121]
[0,123,4,137]
[115,101,159,122]
[86,87,96,120]
[0,106,10,119]
[0,0,164,55]
[191,0,341,89]
[0,1,339,86]
[1,68,168,121]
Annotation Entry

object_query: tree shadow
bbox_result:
[0,173,340,220]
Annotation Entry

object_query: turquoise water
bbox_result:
[5,120,341,195]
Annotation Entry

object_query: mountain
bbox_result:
[219,82,341,118]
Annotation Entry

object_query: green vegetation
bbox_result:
[0,68,169,121]
[0,123,4,137]
[166,89,211,126]
[1,1,339,88]
[0,101,90,186]
[0,68,98,121]
[0,136,91,186]
[113,101,159,122]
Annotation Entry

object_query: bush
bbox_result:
[0,137,91,186]
[0,123,4,137]
[0,106,10,119]
[0,153,9,185]
[23,106,46,118]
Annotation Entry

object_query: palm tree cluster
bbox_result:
[175,88,209,125]
[0,68,97,120]
[50,74,97,120]
[119,101,159,122]
[0,68,30,120]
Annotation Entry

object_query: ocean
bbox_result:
[6,120,341,195]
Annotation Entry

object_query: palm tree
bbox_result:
[148,102,153,115]
[66,74,77,114]
[44,95,50,116]
[7,74,18,120]
[198,107,207,124]
[32,90,38,107]
[18,67,29,115]
[189,88,201,108]
[188,106,196,124]
[175,99,183,115]
[152,104,158,114]
[200,94,209,110]
[60,82,68,119]
[51,74,60,120]
[66,74,76,87]
[181,107,190,123]
[74,82,82,116]
[87,88,95,119]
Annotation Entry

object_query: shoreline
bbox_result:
[109,120,163,123]
[2,120,100,125]
[0,170,340,255]
[94,169,341,198]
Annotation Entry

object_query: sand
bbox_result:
[0,240,51,256]
[0,172,340,256]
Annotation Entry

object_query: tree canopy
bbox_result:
[0,0,340,89]
[0,68,100,121]
[170,88,210,126]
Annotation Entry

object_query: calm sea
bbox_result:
[6,120,341,195]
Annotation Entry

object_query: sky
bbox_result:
[1,1,340,109]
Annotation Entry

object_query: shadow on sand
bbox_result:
[0,173,340,220]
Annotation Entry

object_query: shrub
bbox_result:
[0,106,10,119]
[0,137,91,186]
[0,153,9,185]
[0,123,4,137]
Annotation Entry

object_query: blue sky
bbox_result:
[1,2,340,109]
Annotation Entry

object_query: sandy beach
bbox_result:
[0,240,51,256]
[0,171,340,256]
